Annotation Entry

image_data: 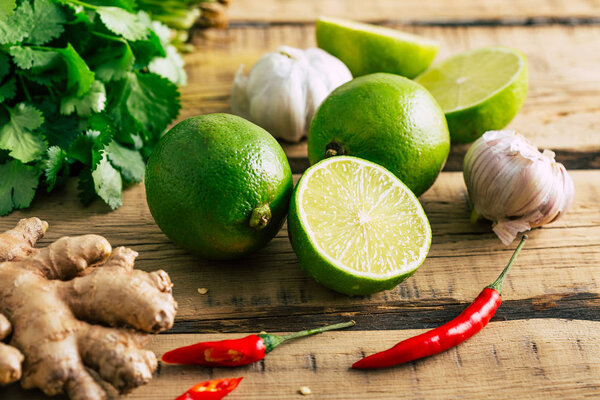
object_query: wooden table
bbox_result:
[2,1,600,399]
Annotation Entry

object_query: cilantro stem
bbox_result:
[65,0,98,10]
[91,31,126,43]
[18,74,32,102]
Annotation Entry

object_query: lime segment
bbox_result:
[416,47,528,143]
[289,156,431,295]
[316,17,439,78]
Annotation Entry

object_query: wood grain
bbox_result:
[227,0,600,24]
[181,24,600,171]
[1,319,598,399]
[1,171,598,332]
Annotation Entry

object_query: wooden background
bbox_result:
[1,0,600,398]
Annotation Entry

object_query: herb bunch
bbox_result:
[0,0,185,215]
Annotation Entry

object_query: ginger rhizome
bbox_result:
[0,218,178,400]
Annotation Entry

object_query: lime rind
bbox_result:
[294,156,431,283]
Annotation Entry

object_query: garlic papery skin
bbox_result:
[230,46,352,142]
[463,130,574,245]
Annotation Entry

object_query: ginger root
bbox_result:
[0,218,177,400]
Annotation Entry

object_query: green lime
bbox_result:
[288,156,431,296]
[145,113,293,260]
[316,17,439,78]
[415,47,528,143]
[308,73,449,197]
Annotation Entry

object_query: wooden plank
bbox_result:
[1,319,599,399]
[181,24,600,171]
[1,171,598,331]
[227,0,600,24]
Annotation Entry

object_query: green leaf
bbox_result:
[43,145,67,191]
[36,100,81,149]
[90,41,134,82]
[84,0,136,12]
[57,43,95,97]
[0,77,16,102]
[77,166,96,205]
[105,140,144,182]
[130,30,165,68]
[108,71,180,145]
[0,0,16,18]
[0,0,34,45]
[9,46,59,69]
[0,53,10,80]
[92,153,122,209]
[0,159,40,216]
[25,0,66,45]
[68,127,112,169]
[149,45,187,85]
[0,103,47,163]
[97,6,148,41]
[61,80,106,116]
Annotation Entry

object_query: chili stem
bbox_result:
[487,235,527,294]
[278,320,355,342]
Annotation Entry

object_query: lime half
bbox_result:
[316,17,439,78]
[416,47,528,143]
[288,156,431,296]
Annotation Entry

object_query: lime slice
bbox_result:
[288,156,431,295]
[316,17,439,78]
[416,47,528,143]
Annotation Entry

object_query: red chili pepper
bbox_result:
[162,320,355,367]
[175,377,243,400]
[353,235,527,369]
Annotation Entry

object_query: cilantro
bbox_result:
[0,159,40,216]
[44,145,67,191]
[105,140,144,182]
[92,153,122,209]
[0,103,47,163]
[97,6,148,41]
[0,0,183,214]
[25,0,66,45]
[61,79,106,116]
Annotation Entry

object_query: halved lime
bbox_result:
[288,156,431,296]
[316,17,439,78]
[416,47,528,143]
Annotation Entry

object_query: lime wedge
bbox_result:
[288,156,431,295]
[316,17,439,78]
[416,47,528,143]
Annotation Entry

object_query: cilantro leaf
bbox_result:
[9,46,59,69]
[149,45,187,85]
[105,140,144,183]
[0,53,9,79]
[0,103,47,163]
[57,43,95,97]
[77,167,96,205]
[36,100,81,149]
[0,159,40,216]
[0,0,34,45]
[0,77,16,102]
[25,0,66,45]
[90,40,134,82]
[97,6,148,41]
[92,153,122,209]
[129,30,165,68]
[0,0,16,18]
[108,71,179,145]
[61,80,106,116]
[44,145,67,191]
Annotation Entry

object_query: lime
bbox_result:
[316,17,439,78]
[288,156,431,295]
[145,113,293,260]
[416,47,528,143]
[308,73,449,197]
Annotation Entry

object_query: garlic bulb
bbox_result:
[231,46,352,142]
[463,130,574,245]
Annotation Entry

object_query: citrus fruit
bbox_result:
[415,47,528,143]
[315,17,439,78]
[288,156,431,296]
[145,113,293,260]
[308,72,450,197]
